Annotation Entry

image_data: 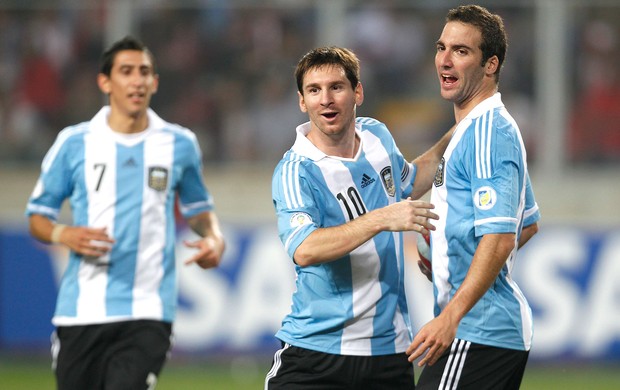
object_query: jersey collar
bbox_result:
[291,121,363,161]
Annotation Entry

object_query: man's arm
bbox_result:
[519,222,538,249]
[184,211,226,269]
[29,214,114,257]
[294,199,438,267]
[410,125,455,200]
[406,232,515,365]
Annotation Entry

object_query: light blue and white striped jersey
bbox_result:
[26,106,213,326]
[430,93,541,351]
[272,117,417,356]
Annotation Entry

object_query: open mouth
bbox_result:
[322,112,338,119]
[129,92,145,100]
[441,74,458,85]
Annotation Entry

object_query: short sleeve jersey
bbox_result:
[26,106,213,326]
[272,117,417,356]
[430,93,541,351]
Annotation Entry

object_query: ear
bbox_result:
[298,91,308,113]
[355,82,364,107]
[97,73,111,95]
[151,74,159,95]
[485,55,499,77]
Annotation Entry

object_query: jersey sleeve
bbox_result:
[25,130,76,220]
[175,131,214,219]
[400,157,416,199]
[272,158,320,262]
[471,122,523,236]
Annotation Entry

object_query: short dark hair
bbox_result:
[99,35,156,76]
[446,5,507,82]
[294,47,361,94]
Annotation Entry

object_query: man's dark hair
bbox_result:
[295,46,361,94]
[446,5,507,82]
[99,35,156,76]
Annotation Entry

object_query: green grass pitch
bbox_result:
[1,354,618,389]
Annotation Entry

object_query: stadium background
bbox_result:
[0,0,619,388]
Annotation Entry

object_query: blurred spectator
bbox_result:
[570,19,620,163]
[2,2,616,167]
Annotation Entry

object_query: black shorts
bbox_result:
[52,320,172,390]
[416,338,529,390]
[265,343,415,390]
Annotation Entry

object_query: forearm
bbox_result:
[294,209,386,266]
[410,125,455,199]
[440,233,515,323]
[518,223,538,248]
[187,211,224,240]
[29,214,59,244]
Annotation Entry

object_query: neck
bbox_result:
[107,108,149,134]
[454,85,497,123]
[308,129,359,159]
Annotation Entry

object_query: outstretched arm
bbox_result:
[294,199,438,267]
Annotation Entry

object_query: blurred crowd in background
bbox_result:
[0,1,618,166]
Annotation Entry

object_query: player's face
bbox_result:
[298,64,363,141]
[435,21,491,109]
[98,50,158,119]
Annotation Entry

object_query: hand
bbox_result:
[60,226,114,258]
[381,198,439,235]
[406,314,457,366]
[183,235,225,269]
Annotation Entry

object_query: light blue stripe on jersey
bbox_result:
[106,143,143,316]
[54,127,88,318]
[158,134,188,321]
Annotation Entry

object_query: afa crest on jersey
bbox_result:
[380,166,395,197]
[434,157,445,187]
[148,167,169,191]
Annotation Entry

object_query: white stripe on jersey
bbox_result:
[283,154,304,209]
[474,111,493,179]
[316,160,381,354]
[432,120,468,310]
[133,132,173,319]
[361,130,410,345]
[474,216,518,227]
[76,130,117,319]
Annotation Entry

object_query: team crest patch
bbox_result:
[148,167,169,191]
[474,186,497,210]
[434,157,445,187]
[380,167,395,197]
[290,212,313,228]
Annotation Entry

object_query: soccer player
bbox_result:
[406,5,541,389]
[265,46,454,389]
[25,36,225,390]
